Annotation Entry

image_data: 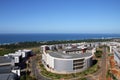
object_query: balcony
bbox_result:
[73,62,84,66]
[73,66,84,70]
[73,59,84,63]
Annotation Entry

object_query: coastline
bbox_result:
[0,38,115,46]
[0,33,120,45]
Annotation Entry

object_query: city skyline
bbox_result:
[0,0,120,34]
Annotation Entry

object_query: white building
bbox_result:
[16,49,33,58]
[113,48,120,67]
[109,42,120,67]
[41,43,96,74]
[3,49,33,77]
[0,56,20,78]
[12,67,21,76]
[7,53,22,65]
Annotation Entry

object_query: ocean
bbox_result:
[0,33,120,44]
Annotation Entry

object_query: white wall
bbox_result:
[46,54,54,69]
[21,52,26,58]
[12,69,20,76]
[15,57,19,63]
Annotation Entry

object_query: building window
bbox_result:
[73,63,84,66]
[73,66,83,70]
[73,59,84,63]
[47,64,49,68]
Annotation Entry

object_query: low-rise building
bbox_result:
[0,56,19,80]
[41,43,96,74]
[1,49,33,79]
[109,42,120,67]
[113,48,120,67]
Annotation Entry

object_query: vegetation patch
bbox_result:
[0,49,16,56]
[94,50,102,58]
[39,60,99,80]
[20,74,36,80]
[0,39,111,55]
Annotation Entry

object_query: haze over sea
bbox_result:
[0,33,120,44]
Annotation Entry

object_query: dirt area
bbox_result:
[109,56,115,68]
[109,56,120,79]
[107,77,112,80]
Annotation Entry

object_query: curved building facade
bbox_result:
[41,43,95,74]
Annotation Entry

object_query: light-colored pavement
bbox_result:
[100,47,107,80]
[31,55,50,80]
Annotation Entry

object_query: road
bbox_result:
[31,55,50,80]
[86,47,108,80]
[100,47,107,80]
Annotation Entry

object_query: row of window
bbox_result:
[73,66,84,70]
[73,63,84,66]
[73,59,84,63]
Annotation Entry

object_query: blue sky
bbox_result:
[0,0,120,34]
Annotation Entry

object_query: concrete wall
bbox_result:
[41,45,93,74]
[54,59,73,72]
[47,54,54,69]
[86,57,92,68]
[43,56,93,74]
[114,51,120,66]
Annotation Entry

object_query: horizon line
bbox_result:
[0,33,120,34]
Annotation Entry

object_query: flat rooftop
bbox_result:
[0,73,17,80]
[0,65,12,74]
[49,52,92,59]
[63,47,93,52]
[0,56,11,64]
[45,44,94,59]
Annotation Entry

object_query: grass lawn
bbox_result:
[39,60,99,80]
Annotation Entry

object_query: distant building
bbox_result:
[41,43,96,74]
[4,49,33,66]
[5,53,22,66]
[109,42,120,67]
[15,49,33,58]
[113,48,120,67]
